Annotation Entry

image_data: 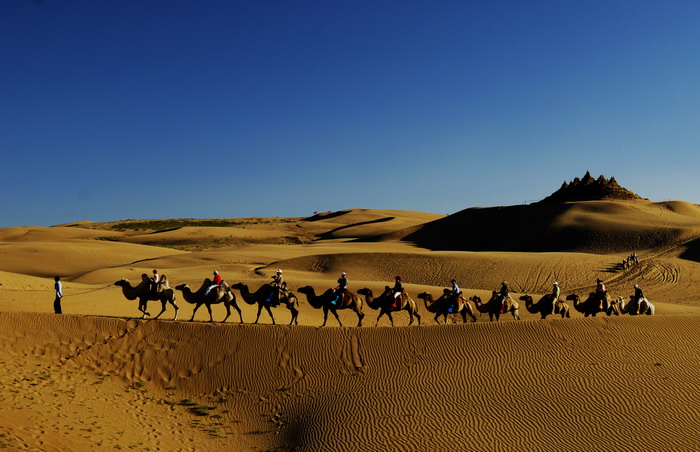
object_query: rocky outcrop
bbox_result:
[539,172,642,203]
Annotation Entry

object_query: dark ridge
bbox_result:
[538,171,642,203]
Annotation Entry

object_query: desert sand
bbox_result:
[2,201,700,450]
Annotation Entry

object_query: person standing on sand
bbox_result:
[54,276,63,314]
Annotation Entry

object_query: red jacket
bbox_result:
[213,273,223,286]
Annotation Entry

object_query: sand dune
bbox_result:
[1,312,699,450]
[395,200,700,254]
[2,203,700,449]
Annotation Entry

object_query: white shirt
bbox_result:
[55,281,63,298]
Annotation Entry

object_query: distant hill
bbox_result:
[362,175,700,255]
[539,171,642,203]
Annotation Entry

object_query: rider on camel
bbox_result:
[392,276,404,309]
[333,272,348,306]
[632,283,645,314]
[204,270,223,297]
[498,281,512,314]
[551,281,561,314]
[450,279,461,313]
[595,278,608,311]
[269,269,284,304]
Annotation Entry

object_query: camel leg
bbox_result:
[190,303,203,322]
[468,308,476,322]
[235,304,244,324]
[434,313,441,325]
[254,304,263,324]
[386,311,394,327]
[288,306,298,326]
[356,309,364,327]
[139,299,150,318]
[265,306,275,325]
[415,311,421,326]
[154,300,167,320]
[206,304,214,322]
[321,307,329,327]
[407,310,414,326]
[330,309,342,327]
[222,304,231,323]
[375,310,384,327]
[171,301,179,321]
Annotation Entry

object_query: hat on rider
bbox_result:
[214,271,218,274]
[596,278,602,283]
[276,269,282,274]
[553,281,558,285]
[634,283,639,288]
[341,272,346,276]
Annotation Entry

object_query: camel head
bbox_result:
[470,295,482,305]
[297,285,314,296]
[416,292,430,301]
[140,274,150,282]
[519,295,533,303]
[565,294,579,302]
[114,279,128,287]
[175,283,189,291]
[356,288,372,297]
[442,288,452,296]
[231,282,247,291]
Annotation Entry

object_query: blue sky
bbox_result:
[2,1,700,226]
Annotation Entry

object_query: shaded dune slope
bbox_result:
[375,200,700,254]
[2,312,698,451]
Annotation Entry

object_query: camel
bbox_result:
[230,282,299,325]
[114,273,178,320]
[356,286,421,326]
[416,289,476,324]
[519,294,570,319]
[297,285,364,327]
[566,293,617,317]
[175,279,242,323]
[470,291,520,321]
[613,296,655,316]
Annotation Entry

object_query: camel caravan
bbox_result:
[114,270,655,326]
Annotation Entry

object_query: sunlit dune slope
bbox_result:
[2,312,699,451]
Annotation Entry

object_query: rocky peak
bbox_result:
[539,172,642,203]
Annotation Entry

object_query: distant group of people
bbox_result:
[622,252,640,270]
